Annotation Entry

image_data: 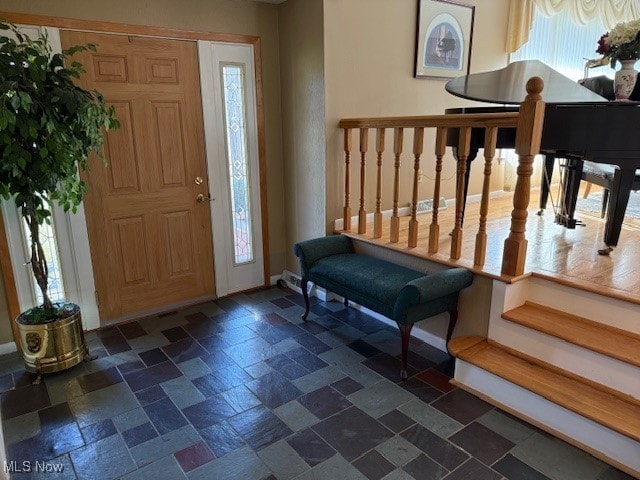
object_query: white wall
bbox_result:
[279,0,327,272]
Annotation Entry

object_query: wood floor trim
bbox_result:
[0,12,260,44]
[502,302,640,368]
[339,232,530,284]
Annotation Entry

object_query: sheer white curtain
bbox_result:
[504,6,613,191]
[510,6,611,81]
[506,0,640,53]
[535,0,640,30]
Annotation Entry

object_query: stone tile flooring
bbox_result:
[0,287,633,480]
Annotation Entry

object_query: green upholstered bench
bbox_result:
[294,235,474,380]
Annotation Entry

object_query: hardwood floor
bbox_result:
[337,187,640,305]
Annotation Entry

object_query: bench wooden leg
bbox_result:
[446,306,459,351]
[301,279,310,321]
[398,323,414,381]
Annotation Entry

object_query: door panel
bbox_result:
[163,211,194,276]
[114,217,149,285]
[92,54,128,82]
[60,31,215,321]
[105,102,140,192]
[198,41,265,296]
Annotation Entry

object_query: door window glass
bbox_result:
[221,64,254,265]
[21,218,65,304]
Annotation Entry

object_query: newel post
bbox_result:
[501,76,545,276]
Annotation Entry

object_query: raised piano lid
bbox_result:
[445,59,608,105]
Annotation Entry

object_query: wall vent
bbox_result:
[408,197,447,214]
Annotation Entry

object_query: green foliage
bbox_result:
[0,21,119,316]
[17,301,79,325]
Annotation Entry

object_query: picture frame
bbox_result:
[415,0,475,79]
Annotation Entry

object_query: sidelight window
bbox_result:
[21,218,65,305]
[221,64,254,265]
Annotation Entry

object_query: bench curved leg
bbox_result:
[301,279,310,321]
[446,306,459,352]
[398,323,414,381]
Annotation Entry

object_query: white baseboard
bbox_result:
[333,190,512,231]
[280,270,313,295]
[0,342,17,355]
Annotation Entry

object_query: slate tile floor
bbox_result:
[0,287,633,480]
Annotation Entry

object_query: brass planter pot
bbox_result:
[16,303,88,378]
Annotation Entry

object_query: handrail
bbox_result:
[339,112,519,129]
[337,77,546,277]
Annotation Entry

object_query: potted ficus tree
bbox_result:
[0,21,118,382]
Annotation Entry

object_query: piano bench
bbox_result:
[582,162,640,218]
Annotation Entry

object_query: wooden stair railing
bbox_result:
[338,77,546,277]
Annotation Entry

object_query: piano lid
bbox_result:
[445,60,608,105]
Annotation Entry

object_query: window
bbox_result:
[510,7,610,81]
[502,7,613,192]
[221,64,254,265]
[21,218,65,305]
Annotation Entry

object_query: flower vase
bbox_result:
[614,59,638,101]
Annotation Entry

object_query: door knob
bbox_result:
[196,193,213,203]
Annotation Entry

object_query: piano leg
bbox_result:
[598,168,635,255]
[555,157,584,229]
[601,189,610,219]
[453,147,478,231]
[537,154,555,215]
[567,157,584,223]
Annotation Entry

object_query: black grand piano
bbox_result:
[445,60,640,254]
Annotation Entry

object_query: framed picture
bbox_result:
[415,0,475,79]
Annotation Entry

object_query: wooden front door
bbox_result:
[60,31,215,322]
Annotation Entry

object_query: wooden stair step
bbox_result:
[449,337,640,442]
[502,302,640,368]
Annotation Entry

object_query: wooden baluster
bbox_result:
[429,127,447,253]
[450,127,471,259]
[502,76,545,276]
[374,128,385,238]
[474,127,498,266]
[408,128,424,248]
[343,129,352,231]
[390,128,403,243]
[358,128,368,234]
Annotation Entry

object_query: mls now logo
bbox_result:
[4,461,64,473]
